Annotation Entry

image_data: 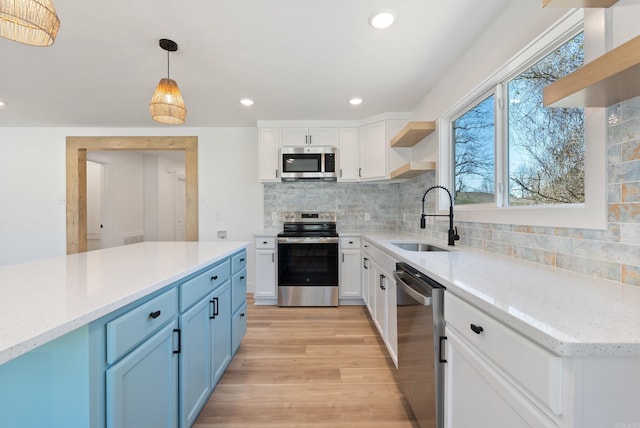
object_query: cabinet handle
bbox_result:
[173,329,181,354]
[272,253,275,262]
[275,169,279,178]
[240,258,245,262]
[240,275,245,280]
[149,310,161,319]
[349,241,354,244]
[342,253,345,263]
[210,297,219,319]
[439,336,448,363]
[263,241,268,244]
[470,324,484,335]
[340,169,343,178]
[379,274,386,290]
[211,275,218,281]
[240,312,246,317]
[363,257,368,269]
[358,167,362,177]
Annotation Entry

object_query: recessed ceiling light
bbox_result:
[240,98,254,106]
[349,98,363,106]
[0,101,5,107]
[369,10,396,29]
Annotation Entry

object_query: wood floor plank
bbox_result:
[193,295,418,427]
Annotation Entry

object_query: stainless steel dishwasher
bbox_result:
[394,262,445,428]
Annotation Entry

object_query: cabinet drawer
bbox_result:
[180,261,230,312]
[232,251,247,273]
[340,236,361,249]
[232,269,247,313]
[255,237,276,249]
[445,293,563,415]
[232,302,247,354]
[106,288,178,364]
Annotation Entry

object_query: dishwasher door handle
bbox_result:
[393,271,432,306]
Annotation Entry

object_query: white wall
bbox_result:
[0,127,261,291]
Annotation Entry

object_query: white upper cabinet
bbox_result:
[282,127,336,147]
[358,121,387,180]
[337,128,359,182]
[258,128,280,182]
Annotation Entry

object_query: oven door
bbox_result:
[277,237,339,287]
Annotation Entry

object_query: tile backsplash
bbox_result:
[263,96,640,287]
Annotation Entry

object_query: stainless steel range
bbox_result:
[277,212,339,306]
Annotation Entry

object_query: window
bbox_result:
[453,93,496,205]
[507,32,584,206]
[452,32,585,208]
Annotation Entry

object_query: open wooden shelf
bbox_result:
[543,35,640,107]
[390,161,436,180]
[542,0,618,7]
[390,121,436,148]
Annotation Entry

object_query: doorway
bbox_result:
[65,136,198,255]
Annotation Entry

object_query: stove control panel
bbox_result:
[282,212,336,223]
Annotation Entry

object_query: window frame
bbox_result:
[438,9,607,230]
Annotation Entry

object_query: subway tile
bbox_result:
[483,240,512,257]
[574,239,640,267]
[621,182,640,203]
[608,203,640,223]
[621,97,640,121]
[608,184,621,203]
[622,264,640,287]
[620,223,640,244]
[621,139,640,162]
[608,160,640,184]
[608,143,622,164]
[555,223,620,242]
[513,246,556,267]
[556,254,621,282]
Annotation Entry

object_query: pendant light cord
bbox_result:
[167,50,170,79]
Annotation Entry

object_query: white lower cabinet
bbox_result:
[254,236,277,304]
[444,292,560,428]
[340,236,361,301]
[361,239,398,367]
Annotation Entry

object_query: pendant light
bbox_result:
[149,38,187,125]
[0,0,60,46]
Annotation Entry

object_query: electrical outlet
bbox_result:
[217,230,227,239]
[365,212,371,221]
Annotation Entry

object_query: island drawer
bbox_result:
[106,287,178,364]
[180,260,230,312]
[232,302,247,354]
[232,269,247,313]
[255,237,276,249]
[232,250,247,273]
[340,237,361,249]
[445,293,563,415]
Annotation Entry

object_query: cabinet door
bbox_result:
[106,321,179,428]
[282,128,310,146]
[361,255,370,306]
[308,127,336,146]
[259,128,280,182]
[373,265,386,336]
[359,121,387,180]
[338,128,359,181]
[444,328,555,428]
[340,249,361,298]
[232,270,247,314]
[211,282,232,386]
[232,302,248,354]
[255,249,276,298]
[383,273,397,366]
[179,297,212,428]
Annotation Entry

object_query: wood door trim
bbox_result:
[66,136,198,254]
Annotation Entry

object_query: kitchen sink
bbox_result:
[391,242,448,252]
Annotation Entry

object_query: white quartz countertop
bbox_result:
[0,241,248,365]
[363,232,640,357]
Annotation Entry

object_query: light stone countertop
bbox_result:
[0,241,248,365]
[363,232,640,358]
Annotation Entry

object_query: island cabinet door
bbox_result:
[106,320,179,428]
[179,295,213,428]
[210,281,232,387]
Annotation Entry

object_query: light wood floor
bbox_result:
[193,295,418,428]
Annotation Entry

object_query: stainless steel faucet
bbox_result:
[420,185,460,246]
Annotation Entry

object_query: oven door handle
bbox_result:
[277,237,339,244]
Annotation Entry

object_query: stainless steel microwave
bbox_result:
[280,146,337,181]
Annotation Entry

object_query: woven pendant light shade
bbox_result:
[149,78,187,125]
[0,0,60,46]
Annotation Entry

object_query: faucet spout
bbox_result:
[420,185,460,246]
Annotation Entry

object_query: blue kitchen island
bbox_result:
[0,241,248,428]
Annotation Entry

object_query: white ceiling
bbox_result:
[0,0,511,128]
